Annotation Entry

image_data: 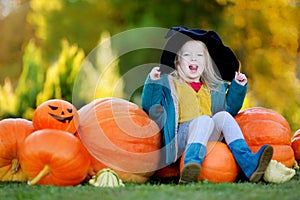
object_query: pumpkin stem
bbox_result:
[28,165,50,185]
[11,158,20,174]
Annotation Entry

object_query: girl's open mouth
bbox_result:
[189,64,198,73]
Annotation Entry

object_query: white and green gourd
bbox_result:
[89,168,125,187]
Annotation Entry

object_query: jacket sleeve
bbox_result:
[225,79,248,116]
[141,75,167,130]
[142,75,177,164]
[141,75,164,114]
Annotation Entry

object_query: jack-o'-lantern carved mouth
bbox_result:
[49,113,74,123]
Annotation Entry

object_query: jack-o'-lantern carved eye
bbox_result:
[48,105,58,110]
[32,99,79,134]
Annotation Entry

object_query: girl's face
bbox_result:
[177,40,206,82]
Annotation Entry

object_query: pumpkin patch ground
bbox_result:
[0,172,299,200]
[0,97,299,192]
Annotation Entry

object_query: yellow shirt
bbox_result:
[174,80,212,123]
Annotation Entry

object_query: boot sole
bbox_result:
[249,145,274,182]
[179,163,201,184]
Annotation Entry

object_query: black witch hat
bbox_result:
[160,26,239,82]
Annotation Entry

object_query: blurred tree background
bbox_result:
[0,0,299,133]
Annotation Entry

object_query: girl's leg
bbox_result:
[211,111,273,182]
[210,111,244,143]
[178,115,214,184]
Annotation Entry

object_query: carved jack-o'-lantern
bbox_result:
[32,99,79,134]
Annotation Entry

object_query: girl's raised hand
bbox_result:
[235,72,247,86]
[150,66,161,80]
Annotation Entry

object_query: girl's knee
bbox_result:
[215,111,230,117]
[213,111,233,121]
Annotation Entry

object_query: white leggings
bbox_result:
[177,111,244,155]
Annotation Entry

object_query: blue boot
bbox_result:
[179,143,206,184]
[228,139,273,182]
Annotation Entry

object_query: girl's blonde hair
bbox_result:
[171,40,224,91]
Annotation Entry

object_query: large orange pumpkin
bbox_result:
[235,107,295,168]
[292,129,300,164]
[32,99,79,134]
[179,141,239,183]
[78,97,161,183]
[19,129,90,186]
[0,118,35,182]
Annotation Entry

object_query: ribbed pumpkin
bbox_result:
[235,107,295,168]
[179,141,239,183]
[292,129,300,164]
[0,118,35,182]
[78,98,161,183]
[19,129,90,186]
[32,99,79,134]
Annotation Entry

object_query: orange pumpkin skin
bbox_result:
[19,129,90,186]
[179,142,239,183]
[78,98,161,183]
[0,118,35,182]
[32,99,79,134]
[292,129,300,163]
[235,107,295,167]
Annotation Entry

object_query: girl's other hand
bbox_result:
[235,72,247,86]
[150,67,161,80]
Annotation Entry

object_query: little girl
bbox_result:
[141,26,273,184]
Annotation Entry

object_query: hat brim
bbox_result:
[160,27,239,82]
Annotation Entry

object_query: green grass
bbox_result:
[1,171,299,200]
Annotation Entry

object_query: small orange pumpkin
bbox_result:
[19,129,90,186]
[179,141,239,183]
[78,97,161,183]
[32,99,79,134]
[291,129,300,164]
[235,107,295,168]
[0,118,35,182]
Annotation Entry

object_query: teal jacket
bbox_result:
[141,74,247,165]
